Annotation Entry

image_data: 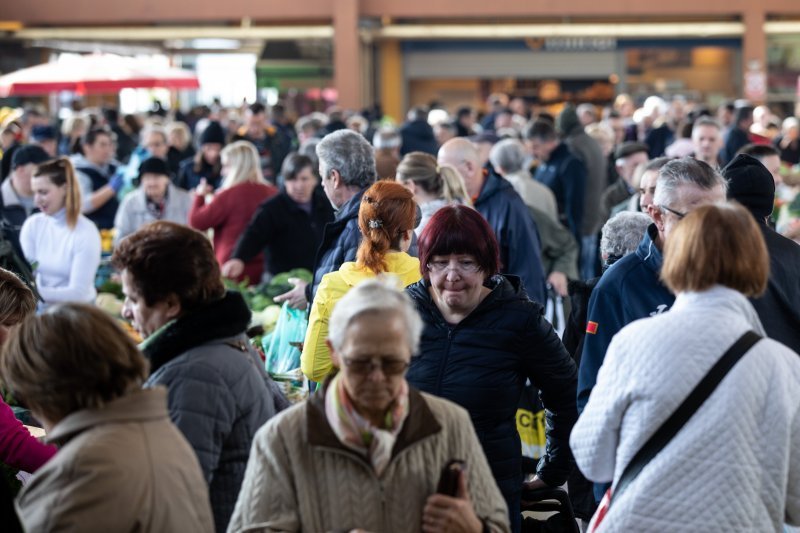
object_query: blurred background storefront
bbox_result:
[0,1,798,119]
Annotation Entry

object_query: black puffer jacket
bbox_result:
[405,275,578,531]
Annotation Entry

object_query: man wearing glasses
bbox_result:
[577,157,726,501]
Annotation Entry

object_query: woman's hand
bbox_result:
[221,259,245,279]
[273,278,309,310]
[422,470,483,533]
[195,178,213,197]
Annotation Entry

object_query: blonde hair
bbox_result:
[220,140,265,189]
[60,115,87,138]
[166,121,191,151]
[661,203,768,297]
[34,157,82,229]
[396,151,471,205]
[1,303,149,424]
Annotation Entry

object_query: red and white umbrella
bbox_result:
[0,53,199,97]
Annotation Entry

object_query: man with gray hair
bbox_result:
[489,139,558,222]
[273,130,376,310]
[578,158,727,467]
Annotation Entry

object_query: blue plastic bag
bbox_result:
[263,302,308,375]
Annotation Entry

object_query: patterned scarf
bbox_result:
[324,372,409,475]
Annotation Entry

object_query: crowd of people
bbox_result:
[0,91,798,532]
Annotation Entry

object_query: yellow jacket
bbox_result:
[301,252,421,382]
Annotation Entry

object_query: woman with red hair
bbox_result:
[405,205,578,532]
[301,180,420,383]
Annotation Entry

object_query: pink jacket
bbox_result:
[0,399,56,473]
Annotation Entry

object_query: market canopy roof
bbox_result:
[0,53,200,97]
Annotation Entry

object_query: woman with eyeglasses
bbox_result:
[20,157,101,309]
[301,180,421,383]
[405,205,578,532]
[229,278,510,533]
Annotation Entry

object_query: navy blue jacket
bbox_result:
[578,224,675,413]
[644,123,674,159]
[721,126,750,166]
[74,163,119,230]
[475,170,546,304]
[534,143,586,243]
[176,157,223,191]
[406,275,578,531]
[306,190,365,303]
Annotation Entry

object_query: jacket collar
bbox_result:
[406,274,524,326]
[475,167,511,204]
[334,188,365,221]
[306,383,442,459]
[671,285,767,336]
[140,290,251,374]
[635,223,664,274]
[46,388,170,445]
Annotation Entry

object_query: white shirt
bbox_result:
[20,209,101,307]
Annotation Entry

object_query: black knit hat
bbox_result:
[722,153,775,219]
[138,157,171,180]
[199,121,226,146]
[11,144,49,169]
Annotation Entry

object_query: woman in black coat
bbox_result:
[405,205,578,533]
[222,153,334,280]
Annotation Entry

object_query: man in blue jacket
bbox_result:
[578,157,727,501]
[438,137,546,304]
[273,129,376,310]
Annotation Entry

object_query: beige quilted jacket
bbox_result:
[228,386,510,533]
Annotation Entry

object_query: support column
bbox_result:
[333,0,361,109]
[379,39,403,122]
[742,7,767,103]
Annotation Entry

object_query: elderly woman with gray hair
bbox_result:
[229,278,510,533]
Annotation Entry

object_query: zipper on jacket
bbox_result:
[434,327,455,396]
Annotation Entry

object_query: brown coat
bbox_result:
[16,387,214,533]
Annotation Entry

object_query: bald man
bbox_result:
[438,138,546,303]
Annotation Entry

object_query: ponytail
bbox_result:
[63,159,81,229]
[356,181,416,274]
[438,165,472,207]
[34,157,82,229]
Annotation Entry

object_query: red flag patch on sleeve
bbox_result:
[586,321,599,335]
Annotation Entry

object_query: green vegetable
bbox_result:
[97,280,124,300]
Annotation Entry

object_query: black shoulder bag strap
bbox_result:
[609,329,761,507]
